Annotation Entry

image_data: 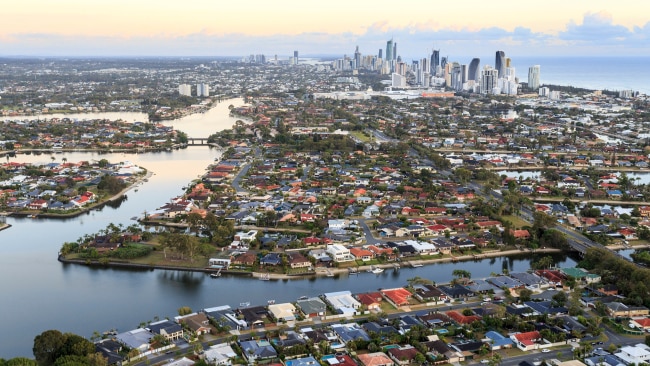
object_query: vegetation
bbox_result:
[32,330,105,366]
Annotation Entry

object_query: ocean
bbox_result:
[512,56,650,96]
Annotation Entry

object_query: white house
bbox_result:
[615,344,650,365]
[204,343,237,366]
[326,244,354,262]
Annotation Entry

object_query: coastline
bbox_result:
[5,170,153,220]
[58,247,563,280]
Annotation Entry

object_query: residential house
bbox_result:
[204,343,237,366]
[387,345,420,366]
[356,292,383,311]
[238,339,277,362]
[175,312,212,336]
[357,352,394,366]
[147,320,184,341]
[510,331,542,351]
[296,297,327,318]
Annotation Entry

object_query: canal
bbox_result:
[0,101,579,358]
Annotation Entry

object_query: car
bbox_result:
[542,349,550,353]
[481,360,490,364]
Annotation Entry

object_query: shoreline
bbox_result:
[5,170,153,220]
[58,247,563,280]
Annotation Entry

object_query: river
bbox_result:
[0,102,578,358]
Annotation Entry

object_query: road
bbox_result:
[230,147,260,193]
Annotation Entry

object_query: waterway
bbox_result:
[0,102,579,358]
[2,97,248,137]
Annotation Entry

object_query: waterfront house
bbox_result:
[175,312,212,336]
[296,297,327,318]
[380,288,412,307]
[413,284,449,303]
[268,303,297,322]
[323,291,361,315]
[356,292,383,311]
[237,305,269,328]
[326,244,355,262]
[147,319,183,342]
[115,328,152,354]
[204,305,247,331]
[288,252,311,269]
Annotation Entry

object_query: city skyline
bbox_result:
[0,0,648,58]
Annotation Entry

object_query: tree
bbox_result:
[452,269,471,280]
[178,306,193,316]
[33,330,66,366]
[4,358,38,366]
[552,291,568,307]
[57,334,94,358]
[519,288,533,302]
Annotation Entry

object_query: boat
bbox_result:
[369,266,384,274]
[298,296,308,300]
[210,272,221,278]
[267,300,275,305]
[260,273,270,281]
[411,262,423,268]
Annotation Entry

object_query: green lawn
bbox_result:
[501,215,531,228]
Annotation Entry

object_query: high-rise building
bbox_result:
[197,83,210,97]
[178,84,191,97]
[450,63,463,91]
[378,49,383,60]
[468,58,480,81]
[481,66,498,94]
[430,49,440,75]
[393,42,397,61]
[528,65,541,90]
[495,51,506,80]
[354,46,361,70]
[293,50,299,65]
[386,39,393,62]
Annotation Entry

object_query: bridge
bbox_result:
[186,137,211,146]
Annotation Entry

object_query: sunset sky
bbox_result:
[1,0,648,59]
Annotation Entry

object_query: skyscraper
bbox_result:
[431,49,440,74]
[468,58,481,81]
[293,50,299,65]
[528,65,541,90]
[378,49,383,60]
[393,42,397,61]
[196,83,210,97]
[481,66,498,94]
[386,39,393,62]
[178,84,191,97]
[354,46,361,70]
[495,51,506,79]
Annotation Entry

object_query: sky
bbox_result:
[1,0,649,59]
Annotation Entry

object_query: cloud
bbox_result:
[1,14,649,58]
[559,12,648,47]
